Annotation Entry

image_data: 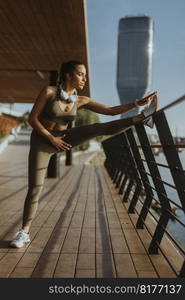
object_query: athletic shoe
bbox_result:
[142,94,159,128]
[10,230,30,248]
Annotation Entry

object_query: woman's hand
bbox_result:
[135,92,157,106]
[49,135,72,151]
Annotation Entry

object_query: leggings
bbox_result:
[22,116,134,229]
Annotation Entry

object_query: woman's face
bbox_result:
[67,64,87,90]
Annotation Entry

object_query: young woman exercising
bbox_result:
[10,60,158,248]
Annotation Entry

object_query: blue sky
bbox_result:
[5,0,185,136]
[86,0,185,135]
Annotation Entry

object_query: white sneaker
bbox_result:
[10,230,30,248]
[142,94,159,128]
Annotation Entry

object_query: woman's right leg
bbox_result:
[22,145,54,233]
[21,129,59,233]
[10,131,56,248]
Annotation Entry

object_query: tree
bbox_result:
[74,108,107,151]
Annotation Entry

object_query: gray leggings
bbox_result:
[22,116,134,229]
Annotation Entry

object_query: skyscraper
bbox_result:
[117,16,154,117]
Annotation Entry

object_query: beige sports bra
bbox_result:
[40,98,77,125]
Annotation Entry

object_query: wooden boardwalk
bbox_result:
[0,129,178,278]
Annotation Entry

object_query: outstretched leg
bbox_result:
[60,114,143,147]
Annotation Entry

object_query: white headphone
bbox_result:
[60,86,78,103]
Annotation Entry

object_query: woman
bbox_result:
[10,60,158,248]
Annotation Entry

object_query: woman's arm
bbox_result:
[79,95,151,116]
[28,86,55,142]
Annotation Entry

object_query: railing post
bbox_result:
[103,138,119,178]
[179,261,185,278]
[121,133,142,210]
[155,111,185,211]
[135,123,171,254]
[126,128,154,228]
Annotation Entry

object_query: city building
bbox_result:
[117,16,154,117]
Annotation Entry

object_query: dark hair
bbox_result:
[56,60,83,99]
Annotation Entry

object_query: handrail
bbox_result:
[102,97,185,277]
[157,94,185,112]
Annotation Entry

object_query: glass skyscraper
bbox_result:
[117,16,154,117]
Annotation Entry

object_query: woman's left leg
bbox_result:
[59,114,143,147]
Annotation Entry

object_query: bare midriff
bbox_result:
[39,118,68,131]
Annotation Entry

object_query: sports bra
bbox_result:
[40,98,77,125]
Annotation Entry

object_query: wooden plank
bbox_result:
[76,254,95,270]
[0,253,7,260]
[78,228,95,254]
[0,253,22,277]
[10,253,41,277]
[75,269,95,278]
[109,227,129,254]
[98,167,117,213]
[138,271,158,278]
[0,211,19,226]
[10,267,34,278]
[96,230,112,254]
[132,254,156,272]
[95,167,113,257]
[70,212,84,228]
[61,228,81,254]
[41,211,63,227]
[32,254,59,278]
[85,167,96,213]
[150,255,176,278]
[0,226,18,239]
[26,227,54,253]
[96,253,116,278]
[136,227,152,248]
[39,227,68,254]
[14,253,41,268]
[101,166,126,213]
[114,254,137,278]
[118,212,135,229]
[106,211,122,229]
[83,211,95,228]
[96,210,109,230]
[33,210,53,227]
[124,229,146,254]
[54,254,77,278]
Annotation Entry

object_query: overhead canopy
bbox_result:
[0,0,90,103]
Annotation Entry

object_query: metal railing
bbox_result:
[102,94,185,277]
